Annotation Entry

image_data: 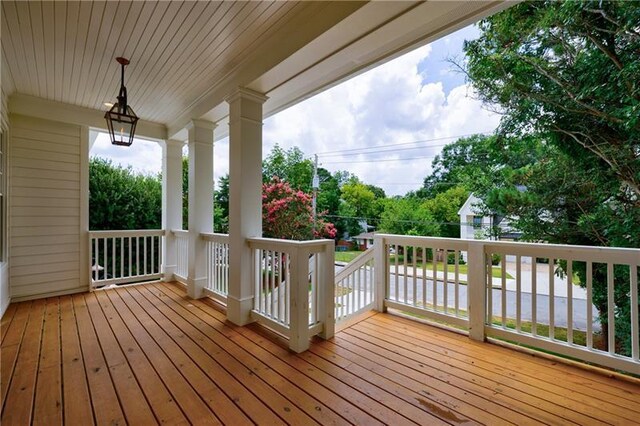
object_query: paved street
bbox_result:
[335,263,600,331]
[388,276,599,330]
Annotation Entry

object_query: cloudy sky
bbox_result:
[91,24,501,196]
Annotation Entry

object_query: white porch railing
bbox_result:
[248,237,335,352]
[334,247,375,323]
[372,234,640,375]
[374,234,470,329]
[172,229,188,284]
[483,241,639,374]
[201,232,229,303]
[90,230,164,287]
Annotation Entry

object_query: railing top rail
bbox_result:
[171,229,189,237]
[376,234,470,250]
[482,241,640,265]
[247,237,333,252]
[375,233,640,264]
[89,229,165,238]
[200,232,230,242]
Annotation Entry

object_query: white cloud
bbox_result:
[260,44,500,196]
[90,132,162,176]
[91,26,501,196]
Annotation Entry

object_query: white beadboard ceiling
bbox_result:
[2,1,508,136]
[1,1,360,124]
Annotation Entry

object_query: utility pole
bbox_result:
[312,154,319,236]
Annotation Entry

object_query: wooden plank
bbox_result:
[32,298,62,425]
[1,302,18,343]
[331,332,563,425]
[1,301,32,404]
[1,298,46,425]
[113,287,248,425]
[310,342,518,425]
[354,318,634,424]
[151,283,348,426]
[159,284,419,426]
[83,293,157,425]
[92,291,190,425]
[293,340,448,425]
[157,285,381,425]
[72,293,126,426]
[104,289,221,425]
[59,296,94,426]
[373,313,640,405]
[128,285,289,425]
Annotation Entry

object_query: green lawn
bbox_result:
[335,252,514,279]
[389,254,513,279]
[335,251,363,263]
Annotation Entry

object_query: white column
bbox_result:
[186,120,215,299]
[226,88,267,325]
[161,139,184,282]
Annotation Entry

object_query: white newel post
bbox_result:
[186,120,215,299]
[289,247,311,352]
[226,88,267,325]
[467,240,487,341]
[161,139,184,282]
[318,241,335,340]
[374,235,387,312]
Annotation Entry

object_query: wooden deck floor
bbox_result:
[2,283,639,425]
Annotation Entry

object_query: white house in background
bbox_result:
[353,231,376,250]
[458,194,521,241]
[458,193,527,262]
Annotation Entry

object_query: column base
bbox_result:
[226,295,255,326]
[187,276,207,299]
[162,265,177,282]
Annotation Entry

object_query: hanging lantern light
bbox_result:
[104,57,138,147]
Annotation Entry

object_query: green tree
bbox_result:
[214,175,229,233]
[464,1,640,198]
[262,144,313,191]
[418,134,542,199]
[463,1,640,354]
[379,197,440,237]
[422,186,470,238]
[339,178,377,237]
[89,158,161,230]
[181,157,226,232]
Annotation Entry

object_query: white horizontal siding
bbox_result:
[9,114,86,298]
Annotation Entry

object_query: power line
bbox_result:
[317,143,450,158]
[314,131,494,156]
[321,155,437,164]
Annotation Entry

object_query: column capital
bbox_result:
[186,119,217,131]
[163,139,186,149]
[225,87,268,105]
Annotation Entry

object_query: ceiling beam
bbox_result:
[9,93,167,141]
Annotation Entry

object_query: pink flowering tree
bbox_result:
[262,178,337,240]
